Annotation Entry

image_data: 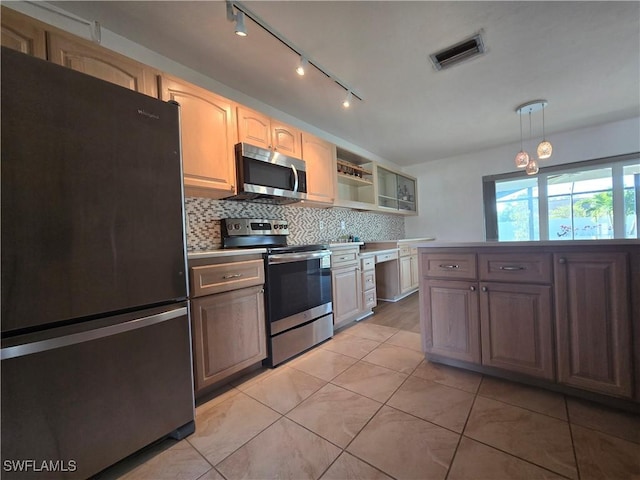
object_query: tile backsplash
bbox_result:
[185,197,405,251]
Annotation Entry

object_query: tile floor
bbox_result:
[98,294,640,480]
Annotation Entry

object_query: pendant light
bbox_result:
[514,100,552,174]
[525,111,539,175]
[536,102,553,159]
[514,111,529,168]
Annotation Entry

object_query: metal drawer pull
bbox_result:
[439,264,459,269]
[499,265,526,271]
[339,256,349,260]
[222,273,243,279]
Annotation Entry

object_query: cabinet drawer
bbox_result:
[376,251,398,263]
[361,256,375,271]
[479,253,552,284]
[423,253,477,280]
[363,289,377,309]
[399,245,411,257]
[362,270,376,291]
[331,248,359,267]
[190,259,265,297]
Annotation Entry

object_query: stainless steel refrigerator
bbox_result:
[1,47,195,479]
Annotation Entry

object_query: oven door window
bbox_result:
[266,258,331,322]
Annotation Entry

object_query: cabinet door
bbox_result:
[554,252,632,397]
[301,133,336,204]
[271,120,301,157]
[400,256,413,293]
[1,7,46,58]
[332,266,361,326]
[191,286,266,392]
[160,76,237,198]
[237,106,271,149]
[421,279,480,363]
[480,282,554,380]
[410,254,420,289]
[47,32,157,96]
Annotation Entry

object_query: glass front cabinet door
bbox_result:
[376,166,417,214]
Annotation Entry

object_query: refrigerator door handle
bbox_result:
[1,307,187,360]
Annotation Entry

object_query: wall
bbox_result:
[404,117,640,242]
[186,198,404,251]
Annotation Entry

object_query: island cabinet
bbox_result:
[1,6,46,58]
[421,253,481,363]
[160,75,237,199]
[418,242,639,404]
[237,106,301,158]
[554,251,632,398]
[188,254,267,395]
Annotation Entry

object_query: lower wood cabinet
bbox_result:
[421,279,481,363]
[480,282,554,380]
[419,244,638,404]
[191,285,266,392]
[554,252,632,398]
[332,265,361,327]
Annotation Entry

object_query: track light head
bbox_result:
[226,1,247,36]
[296,56,308,76]
[342,90,353,108]
[235,11,247,36]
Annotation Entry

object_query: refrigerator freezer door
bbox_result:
[1,304,194,479]
[1,47,187,333]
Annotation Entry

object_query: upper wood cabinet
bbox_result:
[237,106,301,158]
[301,132,336,205]
[47,32,158,97]
[1,7,46,58]
[554,251,632,398]
[160,75,237,199]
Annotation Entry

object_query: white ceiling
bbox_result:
[50,1,640,167]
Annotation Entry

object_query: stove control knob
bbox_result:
[233,223,240,230]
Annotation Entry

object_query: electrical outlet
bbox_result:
[319,220,324,230]
[340,220,346,230]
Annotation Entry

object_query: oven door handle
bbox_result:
[268,250,331,264]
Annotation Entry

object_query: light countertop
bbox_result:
[187,248,267,260]
[411,239,640,248]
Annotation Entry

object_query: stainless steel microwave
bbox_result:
[224,143,308,204]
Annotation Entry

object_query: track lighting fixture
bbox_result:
[226,1,247,37]
[224,1,362,109]
[296,56,308,76]
[342,91,353,108]
[514,100,553,175]
[234,11,247,36]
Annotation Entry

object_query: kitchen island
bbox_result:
[410,239,640,411]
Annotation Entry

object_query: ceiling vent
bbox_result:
[429,33,486,71]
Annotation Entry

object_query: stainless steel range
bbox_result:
[223,219,333,366]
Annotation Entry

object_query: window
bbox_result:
[483,153,640,241]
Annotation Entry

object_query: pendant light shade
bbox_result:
[514,112,529,168]
[537,140,553,159]
[515,151,530,168]
[525,157,539,175]
[296,56,308,76]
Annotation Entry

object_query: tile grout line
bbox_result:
[443,373,485,480]
[565,394,583,480]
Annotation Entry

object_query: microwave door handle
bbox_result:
[291,164,299,192]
